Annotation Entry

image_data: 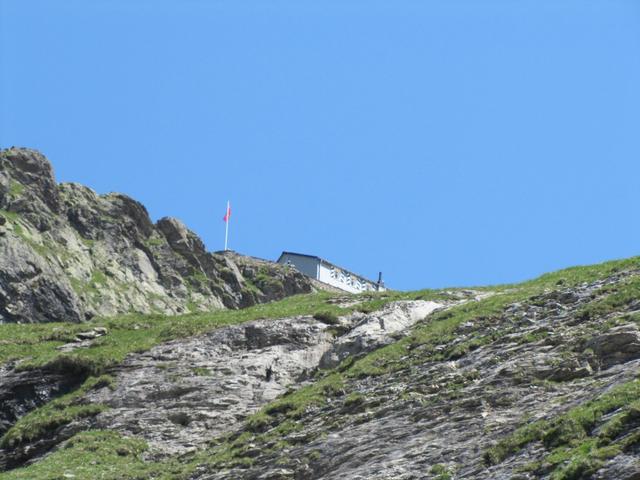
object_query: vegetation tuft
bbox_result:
[313,310,340,325]
[0,430,196,480]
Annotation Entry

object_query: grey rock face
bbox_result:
[0,147,311,323]
[594,454,640,480]
[0,364,84,439]
[84,300,443,456]
[586,324,640,369]
[191,270,640,480]
[0,231,85,323]
[319,300,443,369]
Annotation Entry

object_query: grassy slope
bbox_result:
[2,256,640,479]
[0,289,452,374]
[0,287,452,479]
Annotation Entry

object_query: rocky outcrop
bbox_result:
[0,147,311,323]
[190,269,640,480]
[586,324,640,369]
[86,300,446,457]
[0,299,454,468]
[319,300,443,368]
[0,364,85,439]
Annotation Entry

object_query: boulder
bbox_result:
[586,324,640,369]
[157,217,206,257]
[0,148,61,214]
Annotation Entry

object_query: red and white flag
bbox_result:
[223,201,231,251]
[223,202,231,223]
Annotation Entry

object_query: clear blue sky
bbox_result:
[1,1,640,290]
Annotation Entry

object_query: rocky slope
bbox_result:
[2,258,640,479]
[0,147,311,323]
[0,292,461,470]
[195,268,640,480]
[86,299,446,457]
[3,148,640,480]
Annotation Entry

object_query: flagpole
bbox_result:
[224,200,230,251]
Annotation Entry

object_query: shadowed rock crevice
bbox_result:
[0,365,87,439]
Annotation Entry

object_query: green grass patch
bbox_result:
[577,276,640,321]
[0,291,379,374]
[0,376,113,449]
[430,464,453,480]
[189,270,210,286]
[91,270,108,285]
[68,270,109,297]
[313,311,340,325]
[516,328,551,345]
[0,209,19,222]
[485,378,640,479]
[0,322,93,366]
[354,287,460,313]
[8,180,24,198]
[253,271,284,291]
[524,256,640,290]
[144,236,165,248]
[191,367,212,376]
[343,392,366,409]
[80,236,96,248]
[0,430,195,480]
[257,373,345,427]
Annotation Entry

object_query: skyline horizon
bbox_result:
[4,143,637,293]
[2,1,639,290]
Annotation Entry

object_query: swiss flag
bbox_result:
[223,202,231,222]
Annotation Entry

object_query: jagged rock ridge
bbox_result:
[0,147,311,323]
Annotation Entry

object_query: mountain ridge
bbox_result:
[0,147,311,323]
